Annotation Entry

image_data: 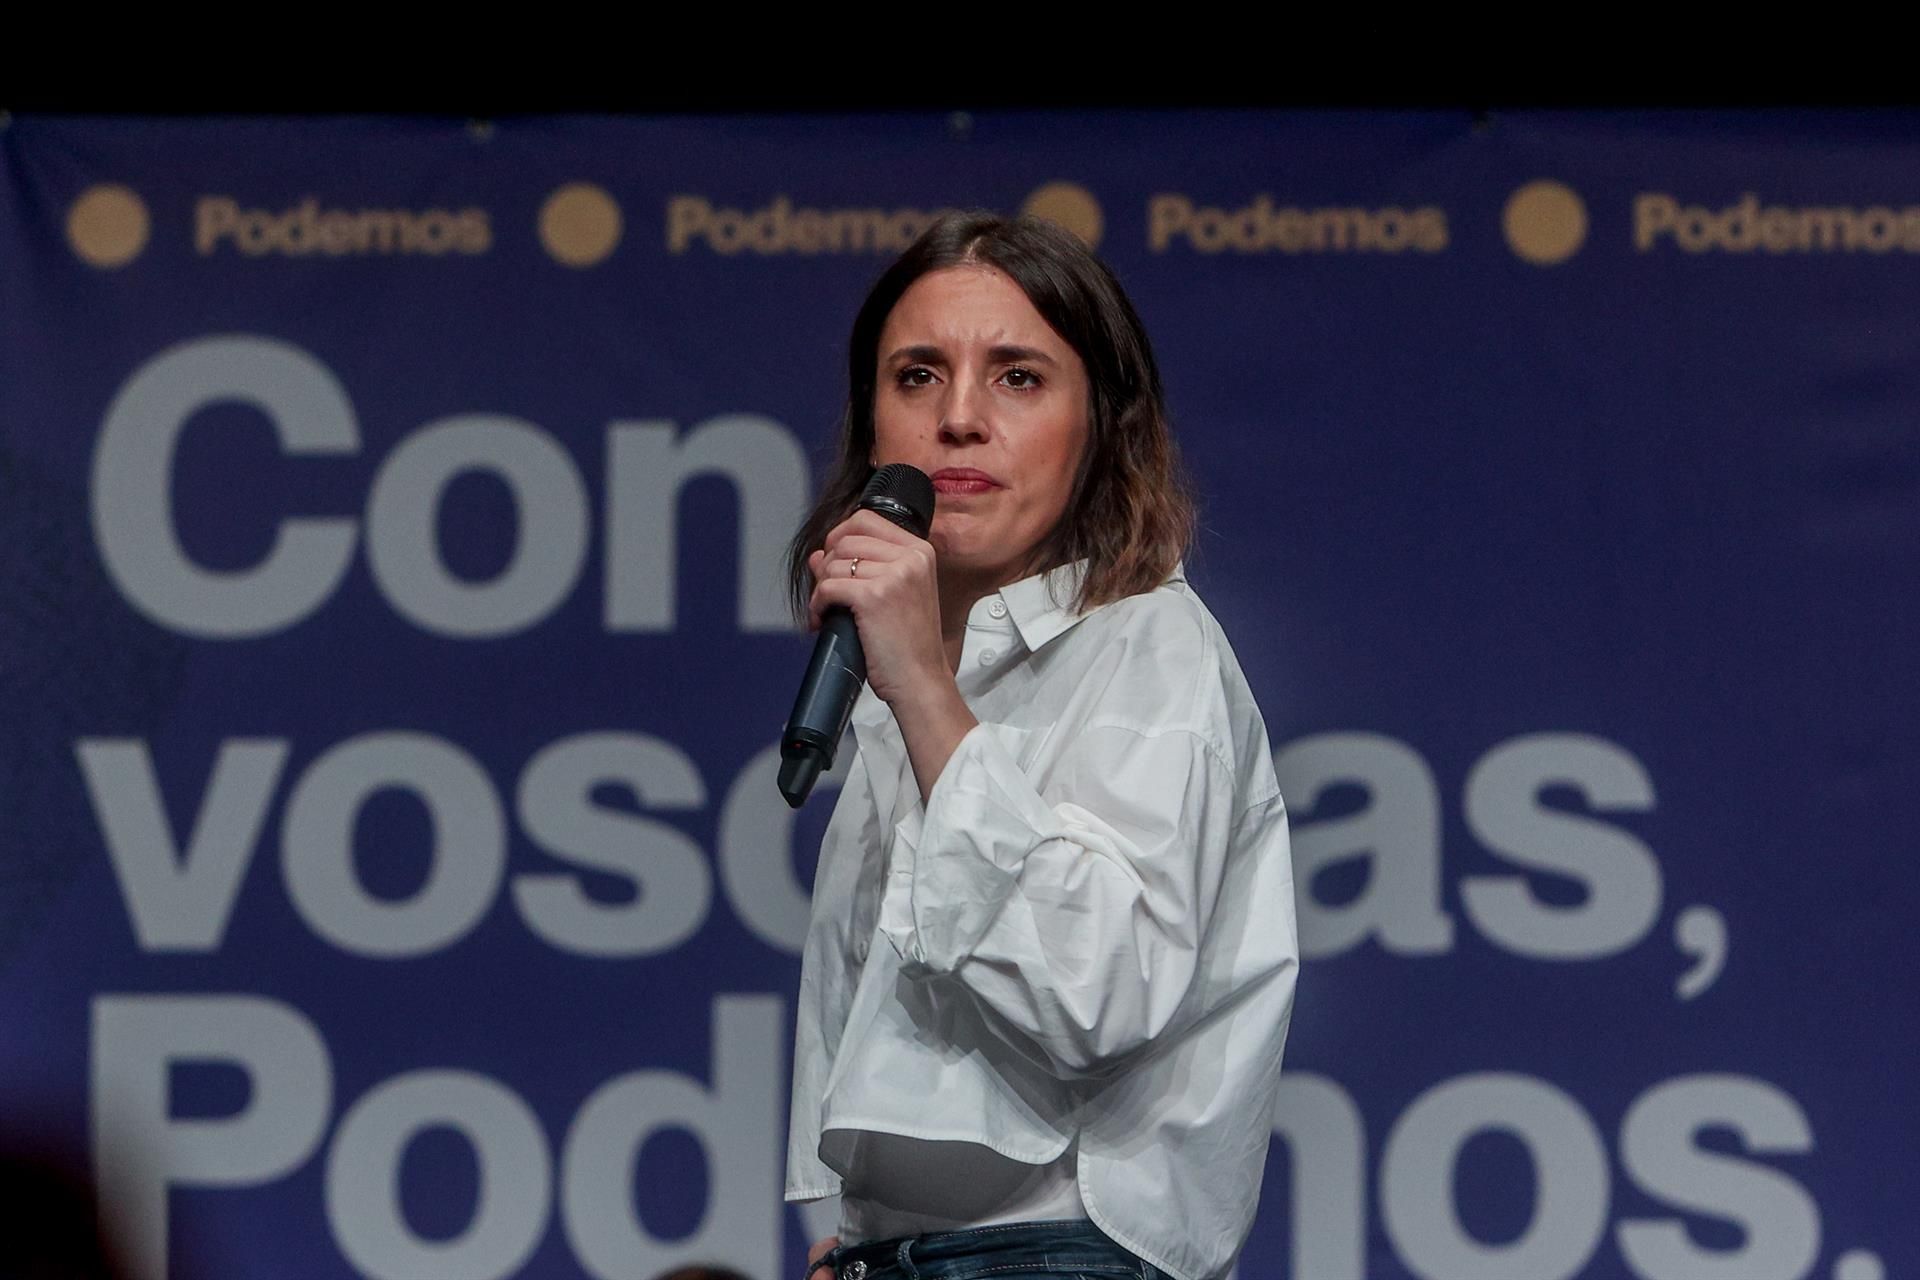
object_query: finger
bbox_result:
[806,578,837,629]
[808,577,867,628]
[825,509,923,551]
[809,577,864,610]
[822,534,909,569]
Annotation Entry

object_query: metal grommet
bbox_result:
[844,1262,867,1280]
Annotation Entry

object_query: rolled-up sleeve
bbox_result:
[876,715,1238,1078]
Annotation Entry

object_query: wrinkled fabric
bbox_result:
[787,564,1298,1280]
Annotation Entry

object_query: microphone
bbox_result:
[778,463,936,808]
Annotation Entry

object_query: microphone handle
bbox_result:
[776,606,865,807]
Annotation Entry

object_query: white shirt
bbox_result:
[785,563,1299,1280]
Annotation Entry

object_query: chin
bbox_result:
[930,533,970,563]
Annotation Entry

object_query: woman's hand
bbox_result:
[807,510,978,801]
[806,510,950,708]
[807,1234,840,1280]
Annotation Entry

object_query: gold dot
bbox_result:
[1020,182,1104,248]
[1503,180,1588,266]
[67,184,150,268]
[539,182,622,267]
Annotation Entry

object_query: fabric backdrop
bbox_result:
[1,110,1912,1280]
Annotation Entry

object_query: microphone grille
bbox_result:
[859,464,936,537]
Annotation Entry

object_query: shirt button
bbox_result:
[988,599,1008,619]
[979,648,997,666]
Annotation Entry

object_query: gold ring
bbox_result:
[849,557,860,579]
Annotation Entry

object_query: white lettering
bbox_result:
[365,415,589,637]
[1276,732,1454,958]
[78,738,287,951]
[512,733,711,957]
[1617,1075,1820,1280]
[92,336,358,637]
[1461,734,1661,959]
[1272,1072,1367,1280]
[326,1070,551,1280]
[560,996,783,1280]
[1381,1073,1608,1280]
[91,995,331,1280]
[605,415,810,633]
[717,742,847,954]
[281,732,505,957]
[92,339,816,639]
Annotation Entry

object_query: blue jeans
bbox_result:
[816,1219,1161,1280]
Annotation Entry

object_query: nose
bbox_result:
[938,379,990,445]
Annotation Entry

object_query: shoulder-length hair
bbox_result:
[785,210,1194,620]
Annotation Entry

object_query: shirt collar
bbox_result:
[849,558,1186,733]
[996,558,1186,655]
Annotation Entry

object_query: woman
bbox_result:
[785,211,1297,1280]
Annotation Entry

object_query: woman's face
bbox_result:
[871,265,1090,590]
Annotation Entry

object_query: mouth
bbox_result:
[930,468,1001,496]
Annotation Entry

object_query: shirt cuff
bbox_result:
[877,720,1056,973]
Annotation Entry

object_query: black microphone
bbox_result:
[778,464,936,808]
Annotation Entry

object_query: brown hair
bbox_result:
[785,210,1194,620]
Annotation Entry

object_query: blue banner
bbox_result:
[1,110,1913,1280]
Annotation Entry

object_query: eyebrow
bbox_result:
[885,343,1059,367]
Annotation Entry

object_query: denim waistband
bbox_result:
[818,1219,1151,1280]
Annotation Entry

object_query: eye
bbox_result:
[1001,366,1043,389]
[895,366,937,387]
